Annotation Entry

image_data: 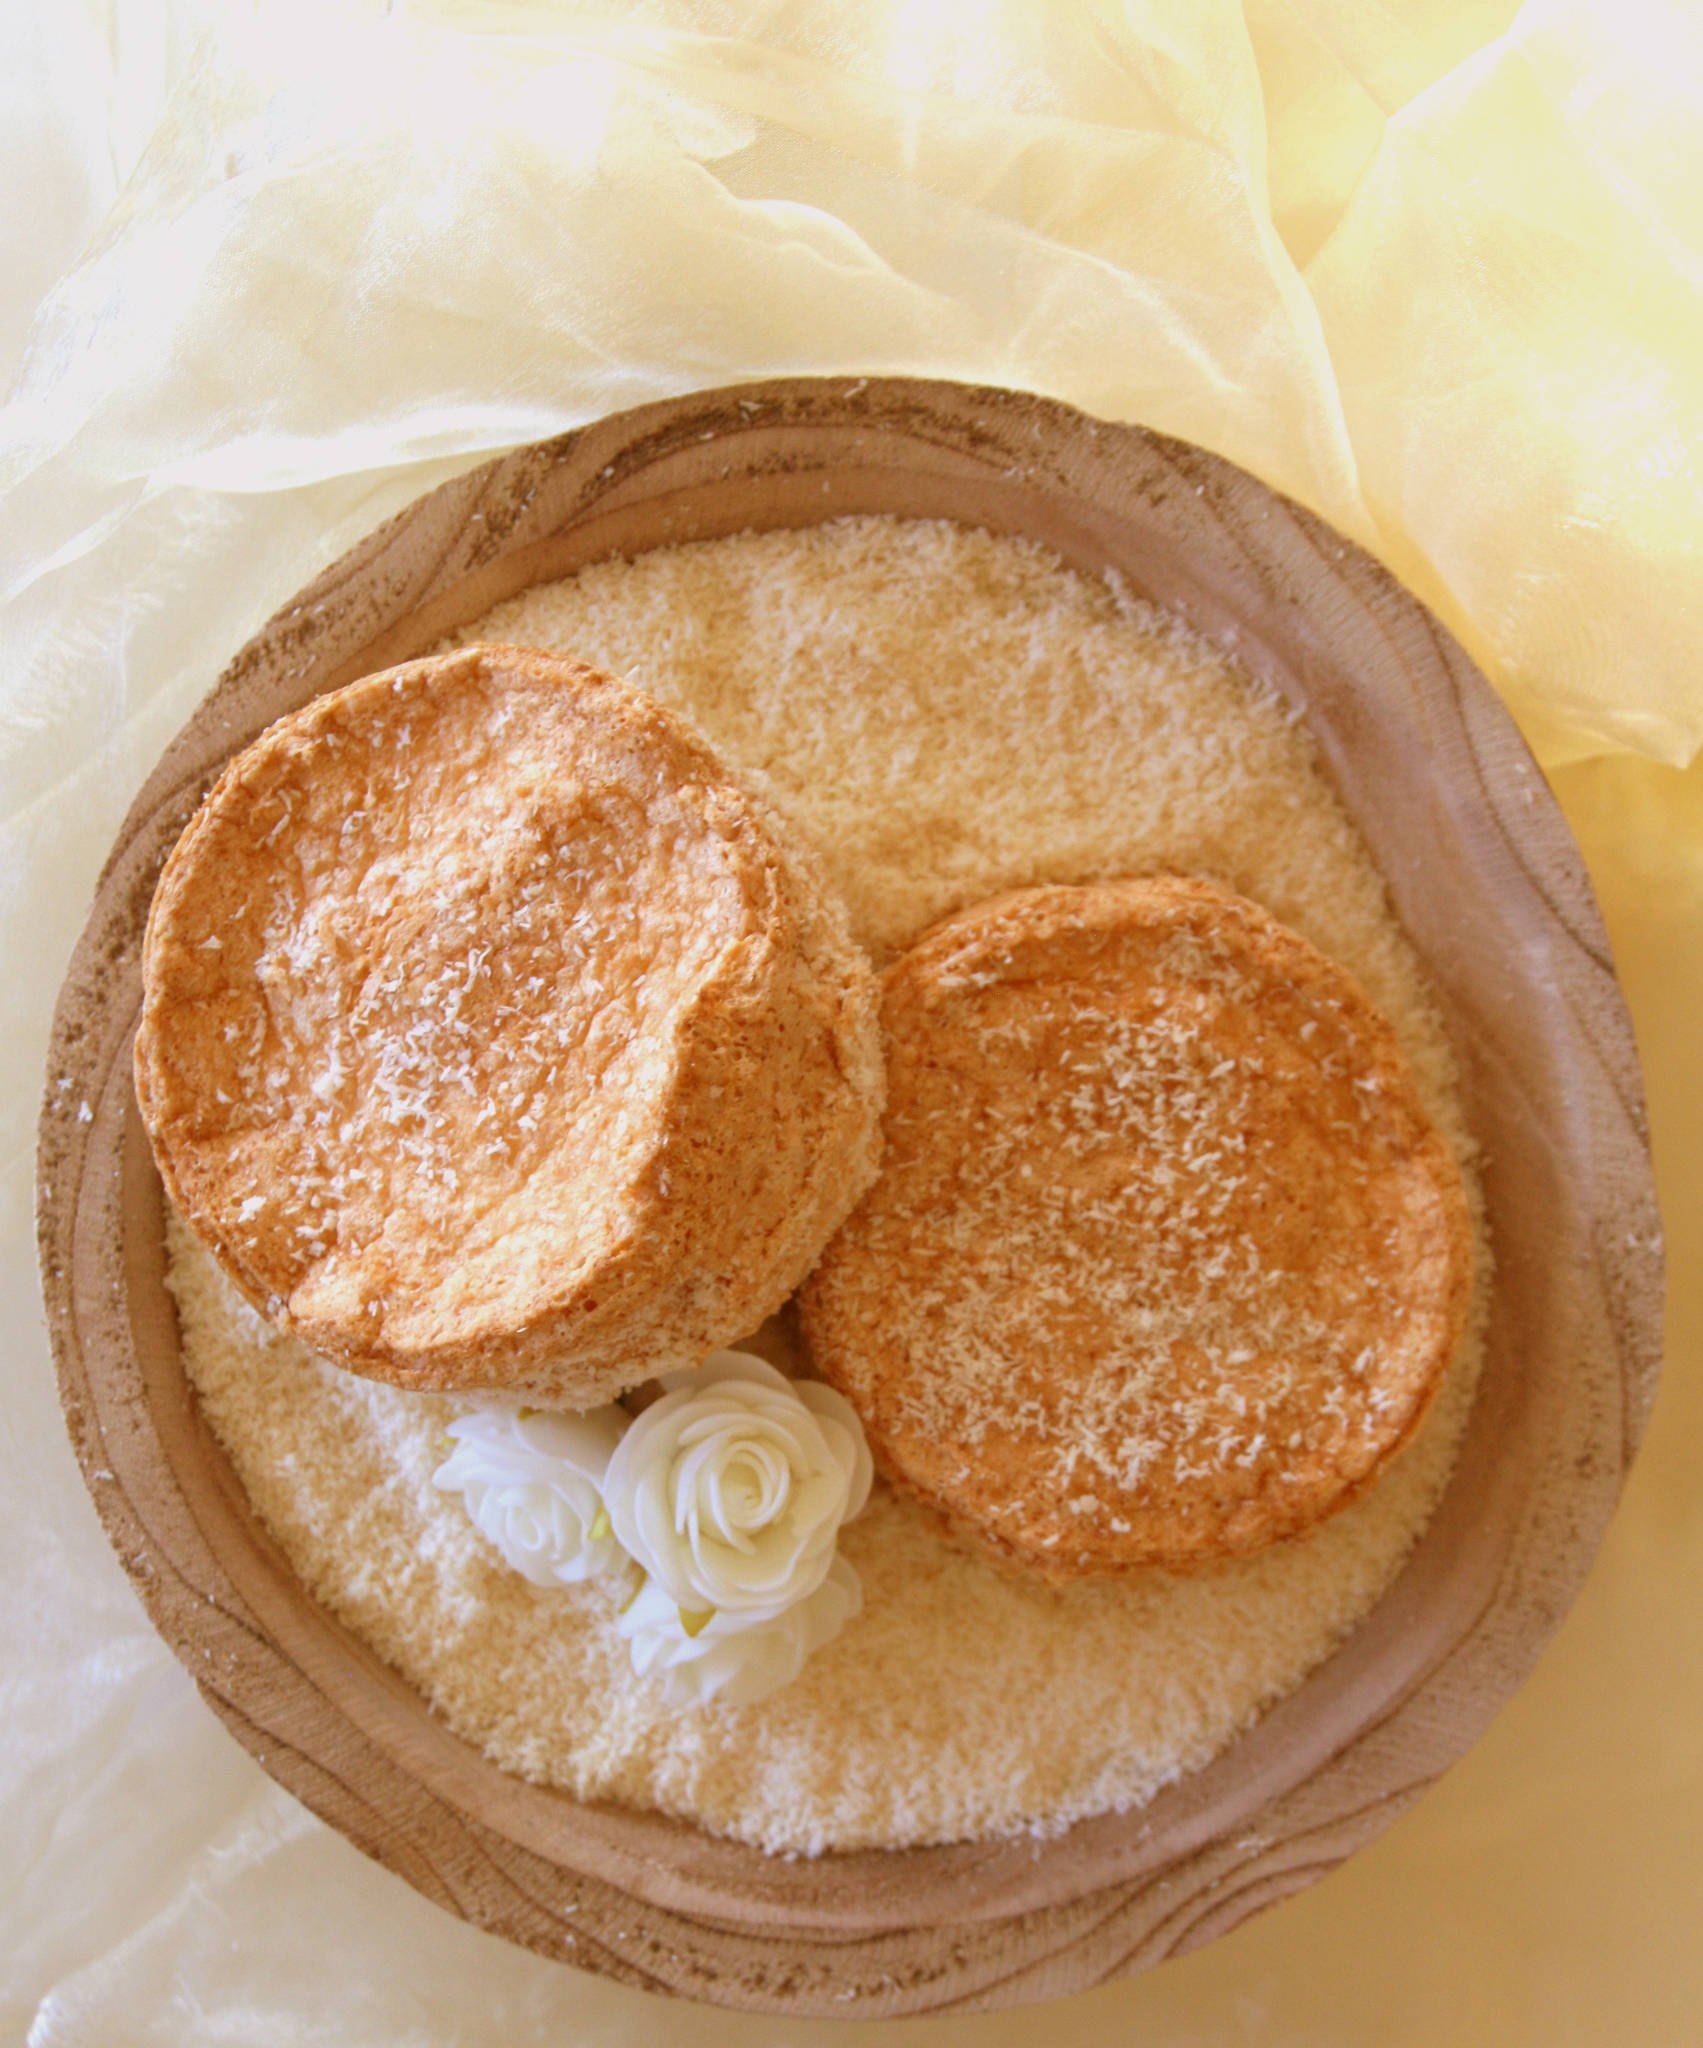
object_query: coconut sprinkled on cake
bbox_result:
[799,878,1472,1575]
[138,647,882,1404]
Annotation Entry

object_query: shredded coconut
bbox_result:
[168,516,1488,1855]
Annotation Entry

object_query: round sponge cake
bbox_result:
[135,644,883,1407]
[798,877,1472,1576]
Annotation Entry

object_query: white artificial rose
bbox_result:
[602,1351,873,1624]
[616,1553,863,1710]
[433,1405,630,1589]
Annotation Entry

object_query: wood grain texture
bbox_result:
[37,379,1664,2017]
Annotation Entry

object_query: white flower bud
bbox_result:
[433,1405,629,1589]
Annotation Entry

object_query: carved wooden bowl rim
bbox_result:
[36,377,1664,2019]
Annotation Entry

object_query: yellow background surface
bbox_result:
[2,3,1698,2040]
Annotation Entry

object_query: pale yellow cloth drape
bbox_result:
[3,3,1699,2041]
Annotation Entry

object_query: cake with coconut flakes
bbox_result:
[136,642,883,1408]
[799,875,1473,1577]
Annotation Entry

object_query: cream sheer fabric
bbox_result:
[4,3,1700,2041]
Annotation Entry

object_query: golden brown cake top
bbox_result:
[136,643,882,1404]
[800,876,1473,1576]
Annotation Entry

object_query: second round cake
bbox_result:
[799,876,1473,1575]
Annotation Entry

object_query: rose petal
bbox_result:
[614,1555,864,1710]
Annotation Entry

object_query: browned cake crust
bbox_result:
[798,878,1473,1576]
[135,644,883,1405]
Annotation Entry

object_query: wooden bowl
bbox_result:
[37,379,1663,2018]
